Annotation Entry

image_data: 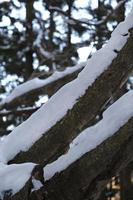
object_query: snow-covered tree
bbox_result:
[0,1,133,200]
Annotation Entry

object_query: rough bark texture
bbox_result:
[9,117,133,200]
[39,118,133,200]
[3,165,44,200]
[25,0,34,79]
[10,29,133,166]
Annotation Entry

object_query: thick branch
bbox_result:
[41,118,133,200]
[10,29,133,165]
[9,117,133,200]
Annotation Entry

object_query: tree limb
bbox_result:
[10,28,133,165]
[9,117,133,200]
[0,64,84,110]
[40,118,133,200]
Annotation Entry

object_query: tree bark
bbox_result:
[25,0,34,79]
[9,117,133,200]
[9,29,133,166]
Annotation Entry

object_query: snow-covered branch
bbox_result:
[0,62,85,109]
[42,115,133,200]
[2,90,133,200]
[0,10,133,166]
[43,90,133,180]
[0,9,133,200]
[0,163,35,199]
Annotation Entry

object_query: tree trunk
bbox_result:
[25,0,34,79]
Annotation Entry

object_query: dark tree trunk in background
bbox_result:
[95,0,107,50]
[116,0,125,23]
[67,0,73,48]
[48,9,55,71]
[25,0,34,79]
[62,0,75,68]
[49,10,54,49]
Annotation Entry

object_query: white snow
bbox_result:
[0,9,133,163]
[0,163,35,199]
[32,177,43,192]
[0,90,133,196]
[1,62,85,104]
[44,90,133,180]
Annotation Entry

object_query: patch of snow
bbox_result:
[0,163,35,199]
[44,90,133,180]
[31,177,43,192]
[0,9,133,163]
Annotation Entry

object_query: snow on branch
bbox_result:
[1,90,133,199]
[41,114,133,200]
[5,90,133,199]
[0,163,35,199]
[44,90,133,180]
[0,62,85,109]
[0,9,133,165]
